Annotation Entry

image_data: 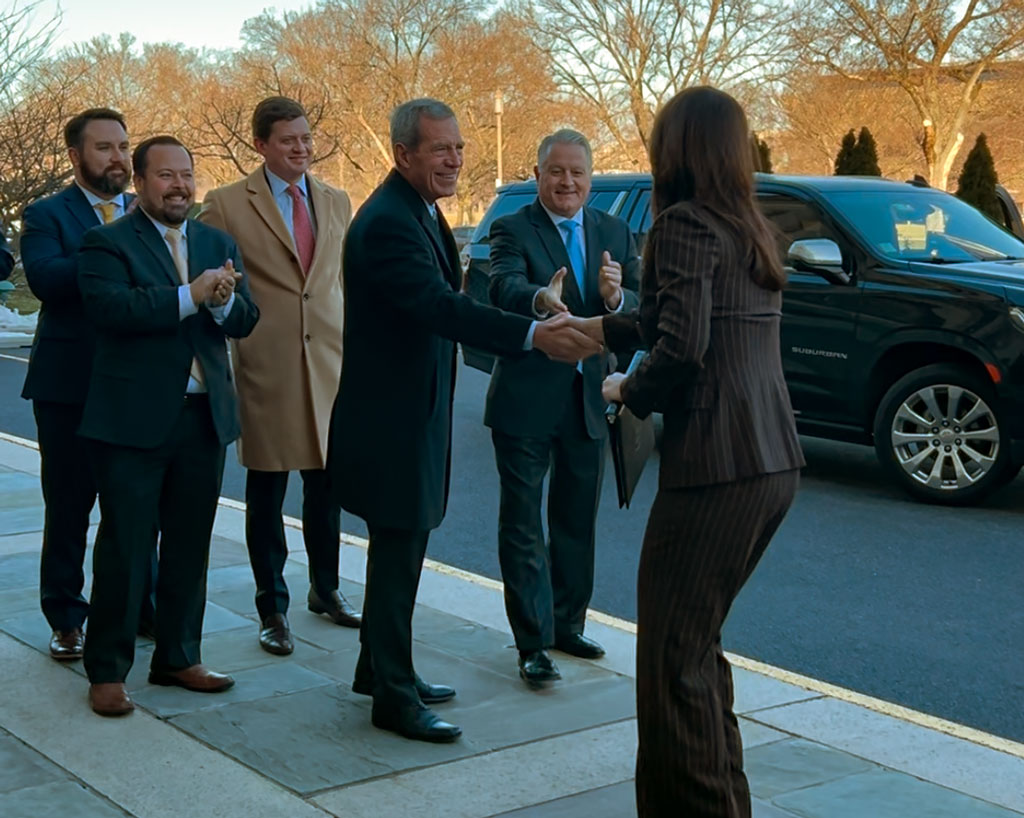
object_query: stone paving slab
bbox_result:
[753,696,1024,813]
[1,780,132,818]
[744,738,874,799]
[1,437,1022,818]
[772,767,1023,818]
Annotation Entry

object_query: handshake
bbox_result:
[531,256,611,364]
[189,259,242,309]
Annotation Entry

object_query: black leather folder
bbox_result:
[606,351,655,509]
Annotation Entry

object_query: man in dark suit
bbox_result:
[486,130,640,686]
[332,99,600,743]
[18,108,157,661]
[78,136,259,716]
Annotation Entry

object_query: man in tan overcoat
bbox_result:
[200,97,360,655]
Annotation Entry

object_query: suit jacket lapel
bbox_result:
[305,174,332,278]
[385,171,457,287]
[131,209,180,286]
[436,209,461,289]
[64,185,99,232]
[528,200,583,311]
[246,168,300,267]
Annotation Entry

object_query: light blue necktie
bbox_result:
[559,219,586,299]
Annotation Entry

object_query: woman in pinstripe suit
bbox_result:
[576,87,805,816]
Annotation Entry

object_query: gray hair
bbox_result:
[390,98,457,149]
[537,129,592,169]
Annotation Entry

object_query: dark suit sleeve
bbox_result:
[488,216,543,317]
[21,200,82,305]
[0,233,12,281]
[364,211,531,355]
[217,239,259,339]
[620,206,717,419]
[78,228,180,334]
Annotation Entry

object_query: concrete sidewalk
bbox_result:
[0,434,1022,818]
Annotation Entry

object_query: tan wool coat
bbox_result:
[199,167,352,472]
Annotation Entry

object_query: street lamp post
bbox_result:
[494,89,504,189]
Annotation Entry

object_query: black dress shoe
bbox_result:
[259,613,293,655]
[371,703,462,743]
[49,628,84,661]
[554,633,605,659]
[352,674,456,704]
[307,588,361,628]
[518,650,561,687]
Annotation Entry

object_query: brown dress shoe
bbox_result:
[50,628,84,661]
[148,664,235,693]
[259,613,294,655]
[89,683,134,716]
[307,588,361,628]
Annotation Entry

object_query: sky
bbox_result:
[32,0,316,52]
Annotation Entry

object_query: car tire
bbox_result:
[873,364,1013,505]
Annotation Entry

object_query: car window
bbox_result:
[759,194,842,260]
[629,190,652,233]
[471,192,536,243]
[827,190,1024,262]
[588,189,622,214]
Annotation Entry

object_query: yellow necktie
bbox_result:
[96,202,117,224]
[165,227,205,388]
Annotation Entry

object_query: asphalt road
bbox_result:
[1,347,1022,743]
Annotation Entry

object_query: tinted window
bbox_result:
[630,190,652,233]
[472,192,536,242]
[827,189,1024,262]
[759,195,841,259]
[588,190,621,213]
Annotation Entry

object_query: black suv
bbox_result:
[463,173,1024,505]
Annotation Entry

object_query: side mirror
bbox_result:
[787,238,851,285]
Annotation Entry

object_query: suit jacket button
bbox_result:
[304,334,311,342]
[303,293,310,300]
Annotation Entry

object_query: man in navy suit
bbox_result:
[485,130,640,685]
[19,108,156,661]
[79,136,259,716]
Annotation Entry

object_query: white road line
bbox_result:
[2,429,1022,760]
[0,352,29,363]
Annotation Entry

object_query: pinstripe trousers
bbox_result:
[635,469,800,817]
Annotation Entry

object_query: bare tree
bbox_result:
[526,0,799,167]
[793,0,1024,189]
[0,0,63,237]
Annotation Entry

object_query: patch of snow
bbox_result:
[0,303,37,333]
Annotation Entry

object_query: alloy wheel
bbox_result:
[890,384,1000,490]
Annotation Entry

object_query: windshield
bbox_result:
[827,190,1024,263]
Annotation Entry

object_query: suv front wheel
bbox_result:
[873,364,1014,505]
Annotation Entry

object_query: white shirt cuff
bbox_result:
[178,285,199,320]
[523,321,538,351]
[605,294,624,313]
[208,292,236,325]
[531,289,551,319]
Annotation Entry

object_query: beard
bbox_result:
[80,161,129,196]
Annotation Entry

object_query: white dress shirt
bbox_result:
[141,209,235,393]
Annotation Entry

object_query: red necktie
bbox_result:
[287,184,315,274]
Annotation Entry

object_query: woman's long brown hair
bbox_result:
[648,86,785,291]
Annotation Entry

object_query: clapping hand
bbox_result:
[532,312,602,364]
[190,259,241,308]
[535,267,569,315]
[598,251,622,310]
[209,259,241,307]
[602,372,626,403]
